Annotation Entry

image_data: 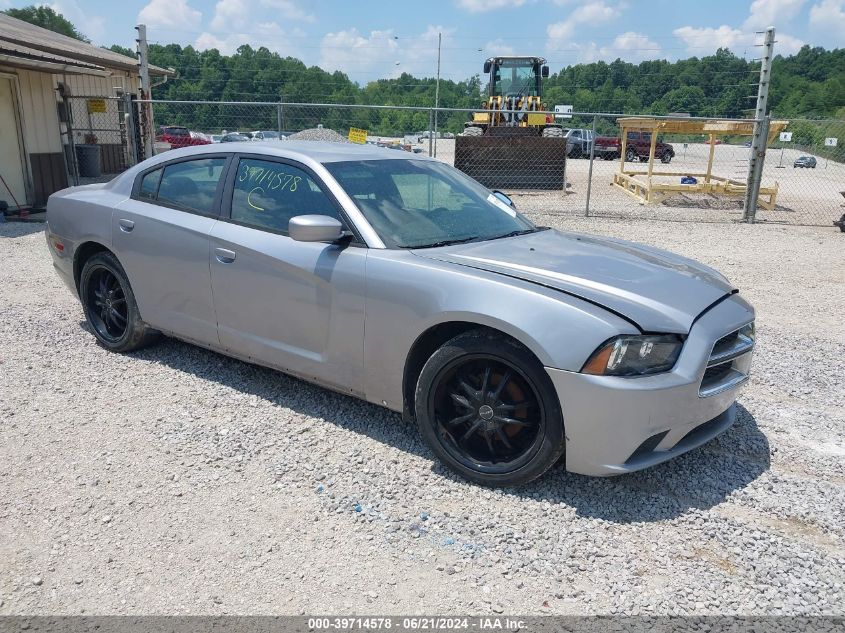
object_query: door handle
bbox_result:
[215,248,236,264]
[118,219,135,232]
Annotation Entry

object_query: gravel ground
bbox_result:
[1,217,843,616]
[287,128,350,143]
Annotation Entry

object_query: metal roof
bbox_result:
[0,40,109,75]
[0,13,172,76]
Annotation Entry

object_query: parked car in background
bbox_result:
[793,156,817,168]
[594,130,675,163]
[252,131,281,141]
[220,132,252,143]
[210,134,223,143]
[45,142,754,487]
[562,128,595,158]
[155,126,211,150]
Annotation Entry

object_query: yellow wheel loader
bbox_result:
[455,56,567,190]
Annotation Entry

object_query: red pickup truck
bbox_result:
[594,130,675,163]
[155,126,211,150]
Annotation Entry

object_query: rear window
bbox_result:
[164,127,189,137]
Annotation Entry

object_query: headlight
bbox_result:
[581,334,683,376]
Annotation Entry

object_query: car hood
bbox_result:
[413,229,736,333]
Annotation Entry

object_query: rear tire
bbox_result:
[463,126,483,137]
[625,148,637,162]
[79,252,160,353]
[414,330,566,487]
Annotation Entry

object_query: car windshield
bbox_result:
[326,159,541,249]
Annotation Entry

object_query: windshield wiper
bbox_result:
[493,226,549,240]
[403,236,482,249]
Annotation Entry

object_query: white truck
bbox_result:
[562,128,595,158]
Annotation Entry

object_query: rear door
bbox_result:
[112,154,230,346]
[208,154,367,394]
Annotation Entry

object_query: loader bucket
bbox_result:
[454,132,567,190]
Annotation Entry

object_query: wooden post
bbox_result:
[705,133,716,183]
[645,128,658,202]
[619,124,628,173]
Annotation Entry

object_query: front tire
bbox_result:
[414,330,566,487]
[661,150,673,164]
[79,252,159,353]
[625,148,637,162]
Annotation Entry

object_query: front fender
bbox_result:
[362,250,637,411]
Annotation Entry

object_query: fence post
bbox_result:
[123,93,138,167]
[277,101,283,136]
[744,116,770,223]
[585,114,598,217]
[744,26,775,223]
[428,109,434,157]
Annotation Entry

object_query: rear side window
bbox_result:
[138,158,227,214]
[139,169,161,200]
[229,158,341,233]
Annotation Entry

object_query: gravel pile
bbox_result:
[287,127,350,143]
[1,217,843,615]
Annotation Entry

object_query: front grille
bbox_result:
[702,363,733,384]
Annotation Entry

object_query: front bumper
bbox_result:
[547,294,755,476]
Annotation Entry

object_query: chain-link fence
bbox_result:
[64,96,134,184]
[120,99,843,228]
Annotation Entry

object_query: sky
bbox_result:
[5,0,845,82]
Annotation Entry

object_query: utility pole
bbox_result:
[743,26,775,223]
[136,24,153,159]
[433,32,442,158]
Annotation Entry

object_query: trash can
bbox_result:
[75,144,102,178]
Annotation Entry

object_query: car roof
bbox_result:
[144,140,431,165]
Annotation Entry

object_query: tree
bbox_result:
[4,5,90,42]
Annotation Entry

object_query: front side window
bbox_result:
[230,158,341,233]
[326,159,539,249]
[142,158,227,214]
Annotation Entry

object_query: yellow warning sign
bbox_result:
[348,127,368,144]
[87,99,107,113]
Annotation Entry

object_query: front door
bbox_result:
[0,77,28,210]
[209,156,366,394]
[113,155,229,346]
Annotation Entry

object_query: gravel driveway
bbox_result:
[1,216,843,615]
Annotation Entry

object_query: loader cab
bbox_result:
[484,56,549,98]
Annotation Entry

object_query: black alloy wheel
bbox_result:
[79,251,159,352]
[433,355,543,473]
[415,330,566,487]
[85,266,128,342]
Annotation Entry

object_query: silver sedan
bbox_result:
[45,142,755,487]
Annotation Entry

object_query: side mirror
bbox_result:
[542,65,549,78]
[483,60,492,74]
[492,190,516,210]
[289,215,344,243]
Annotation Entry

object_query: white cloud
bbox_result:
[138,0,202,29]
[319,28,401,77]
[484,38,515,56]
[49,0,106,41]
[673,25,751,52]
[456,0,527,11]
[546,1,622,46]
[194,22,305,56]
[565,31,660,63]
[809,0,845,33]
[209,0,313,31]
[743,0,807,29]
[775,32,805,53]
